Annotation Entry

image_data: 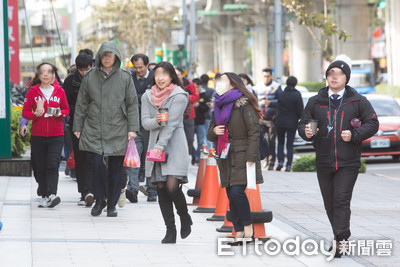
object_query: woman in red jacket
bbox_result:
[22,62,69,208]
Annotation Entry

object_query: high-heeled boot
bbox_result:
[157,188,177,244]
[169,187,193,239]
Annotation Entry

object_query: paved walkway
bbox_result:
[0,163,397,266]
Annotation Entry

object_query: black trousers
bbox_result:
[183,118,195,155]
[90,153,124,209]
[30,135,64,197]
[316,166,359,241]
[276,127,296,167]
[71,131,93,197]
[226,185,252,232]
[261,119,276,166]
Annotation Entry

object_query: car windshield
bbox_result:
[348,73,373,88]
[368,97,400,116]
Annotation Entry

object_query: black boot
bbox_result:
[170,187,193,239]
[157,188,177,244]
[276,162,284,171]
[91,199,107,216]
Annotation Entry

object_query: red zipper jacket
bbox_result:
[183,79,199,119]
[22,83,69,137]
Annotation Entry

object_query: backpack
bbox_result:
[239,106,268,160]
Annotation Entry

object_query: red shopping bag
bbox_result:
[123,139,141,168]
[67,151,75,169]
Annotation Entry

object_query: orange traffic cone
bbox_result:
[207,185,228,221]
[187,145,208,206]
[193,148,219,213]
[216,214,234,233]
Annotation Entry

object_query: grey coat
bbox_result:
[73,41,139,156]
[141,86,189,177]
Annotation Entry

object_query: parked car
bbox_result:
[362,94,400,160]
[294,92,317,146]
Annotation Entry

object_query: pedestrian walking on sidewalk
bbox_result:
[256,68,281,170]
[275,76,303,172]
[192,78,210,165]
[73,41,139,218]
[175,67,199,164]
[64,52,94,207]
[298,58,379,257]
[124,53,157,203]
[141,61,192,244]
[207,72,263,244]
[22,62,69,208]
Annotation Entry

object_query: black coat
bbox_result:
[207,96,263,188]
[194,91,210,125]
[298,86,379,168]
[276,86,303,129]
[131,68,154,124]
[63,70,83,125]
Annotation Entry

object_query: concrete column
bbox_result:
[335,0,371,59]
[387,0,400,85]
[218,16,245,73]
[251,25,269,83]
[290,22,322,82]
[196,24,214,76]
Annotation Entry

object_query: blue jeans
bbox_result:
[126,127,156,196]
[226,185,252,232]
[204,119,214,149]
[194,124,206,162]
[277,127,296,167]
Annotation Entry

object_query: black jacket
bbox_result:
[131,68,154,125]
[194,90,210,125]
[298,86,379,169]
[63,70,83,125]
[276,86,303,129]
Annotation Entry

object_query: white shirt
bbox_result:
[40,86,54,101]
[137,69,150,80]
[328,88,345,99]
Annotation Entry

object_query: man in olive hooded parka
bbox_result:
[73,41,139,217]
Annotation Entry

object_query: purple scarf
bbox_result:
[214,89,243,154]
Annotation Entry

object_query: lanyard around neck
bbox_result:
[327,92,345,134]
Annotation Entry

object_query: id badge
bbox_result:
[220,143,230,159]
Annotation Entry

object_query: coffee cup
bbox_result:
[308,119,318,135]
[159,108,169,126]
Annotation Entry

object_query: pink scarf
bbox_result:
[151,83,177,108]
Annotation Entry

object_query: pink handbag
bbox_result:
[146,149,168,163]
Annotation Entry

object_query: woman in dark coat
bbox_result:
[275,76,304,172]
[207,72,263,243]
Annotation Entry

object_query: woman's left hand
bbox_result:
[247,162,255,166]
[154,148,163,157]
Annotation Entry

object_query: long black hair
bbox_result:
[30,62,59,87]
[223,72,262,118]
[152,61,183,88]
[238,73,254,86]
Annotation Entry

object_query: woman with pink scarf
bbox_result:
[141,62,192,244]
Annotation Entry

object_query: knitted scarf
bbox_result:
[151,83,177,108]
[213,89,243,154]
